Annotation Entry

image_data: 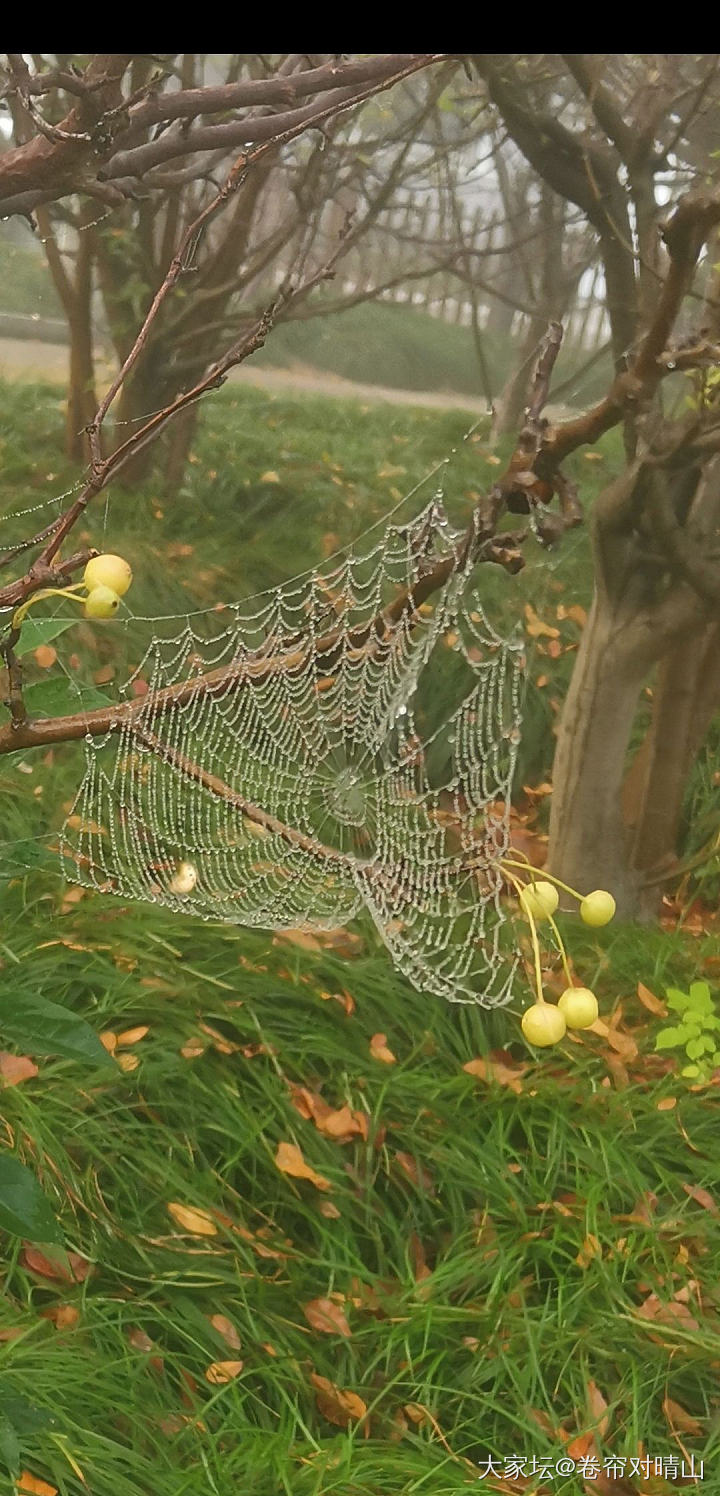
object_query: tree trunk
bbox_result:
[624,622,720,911]
[164,404,199,494]
[547,593,650,912]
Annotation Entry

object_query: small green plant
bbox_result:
[655,980,720,1080]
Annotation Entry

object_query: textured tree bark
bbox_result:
[65,229,97,460]
[547,594,651,913]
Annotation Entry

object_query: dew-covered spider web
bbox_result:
[59,498,524,1006]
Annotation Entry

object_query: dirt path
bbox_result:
[0,336,575,419]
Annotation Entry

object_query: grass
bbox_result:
[0,379,718,1493]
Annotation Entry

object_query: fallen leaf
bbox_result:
[17,1475,57,1496]
[556,603,588,627]
[116,1025,149,1047]
[274,1141,331,1192]
[116,1052,139,1072]
[181,1037,206,1059]
[167,1203,218,1236]
[22,1246,90,1283]
[40,1304,79,1330]
[33,645,57,669]
[657,1097,677,1111]
[463,1053,526,1094]
[128,1328,155,1353]
[100,1031,118,1053]
[662,1396,703,1435]
[394,1151,435,1194]
[0,1052,39,1087]
[370,1032,396,1064]
[682,1182,719,1215]
[524,603,560,639]
[576,1234,602,1269]
[635,1292,700,1332]
[259,470,280,484]
[586,1379,609,1436]
[318,1200,341,1219]
[209,1314,242,1351]
[311,1372,366,1428]
[636,981,667,1017]
[303,1297,351,1336]
[205,1359,244,1384]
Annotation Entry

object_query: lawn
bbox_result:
[0,380,718,1495]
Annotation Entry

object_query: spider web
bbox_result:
[59,498,524,1006]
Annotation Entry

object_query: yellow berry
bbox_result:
[521,1002,566,1046]
[84,585,121,619]
[84,553,133,597]
[558,986,599,1029]
[519,880,559,920]
[580,890,616,927]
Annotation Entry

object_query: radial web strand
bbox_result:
[60,499,524,1006]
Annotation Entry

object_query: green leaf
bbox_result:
[0,1396,56,1433]
[689,981,713,1013]
[666,987,692,1012]
[655,1025,693,1049]
[681,1063,701,1078]
[22,678,112,718]
[0,1415,19,1476]
[686,1036,708,1060]
[0,1155,61,1243]
[0,992,112,1066]
[15,617,77,655]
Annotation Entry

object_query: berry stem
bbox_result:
[12,586,87,629]
[546,910,574,988]
[505,867,545,1004]
[500,855,584,904]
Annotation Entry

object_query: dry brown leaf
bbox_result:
[635,1292,700,1332]
[259,470,280,484]
[116,1025,149,1047]
[33,645,57,669]
[394,1151,435,1194]
[274,928,322,953]
[576,1234,602,1269]
[0,1327,25,1342]
[167,1202,218,1236]
[524,602,560,639]
[311,1372,366,1428]
[589,1017,639,1062]
[209,1313,242,1351]
[370,1032,396,1064]
[682,1182,719,1215]
[303,1297,351,1336]
[205,1359,244,1384]
[116,1052,140,1072]
[556,603,588,627]
[181,1037,206,1059]
[100,1030,118,1053]
[657,1096,677,1111]
[463,1053,526,1094]
[128,1328,155,1353]
[318,1199,341,1219]
[0,1052,39,1087]
[22,1246,89,1283]
[636,981,667,1017]
[40,1304,79,1330]
[274,1141,331,1192]
[289,1085,366,1142]
[662,1396,703,1435]
[17,1475,58,1496]
[586,1379,609,1436]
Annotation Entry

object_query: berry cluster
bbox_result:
[13,553,133,628]
[505,866,616,1047]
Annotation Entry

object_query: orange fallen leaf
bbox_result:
[181,1036,206,1059]
[99,1031,118,1053]
[524,603,560,639]
[116,1025,149,1046]
[370,1032,396,1064]
[167,1203,218,1236]
[205,1359,244,1384]
[394,1151,435,1194]
[681,1182,719,1215]
[128,1328,155,1353]
[274,1141,331,1192]
[303,1297,351,1336]
[319,1200,341,1219]
[635,1292,699,1332]
[576,1234,602,1269]
[586,1379,609,1436]
[17,1475,57,1496]
[209,1313,242,1351]
[311,1372,367,1428]
[463,1054,526,1094]
[0,1052,39,1087]
[40,1304,79,1330]
[116,1052,139,1072]
[636,981,667,1017]
[657,1096,677,1111]
[22,1246,90,1283]
[662,1396,703,1436]
[33,645,57,669]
